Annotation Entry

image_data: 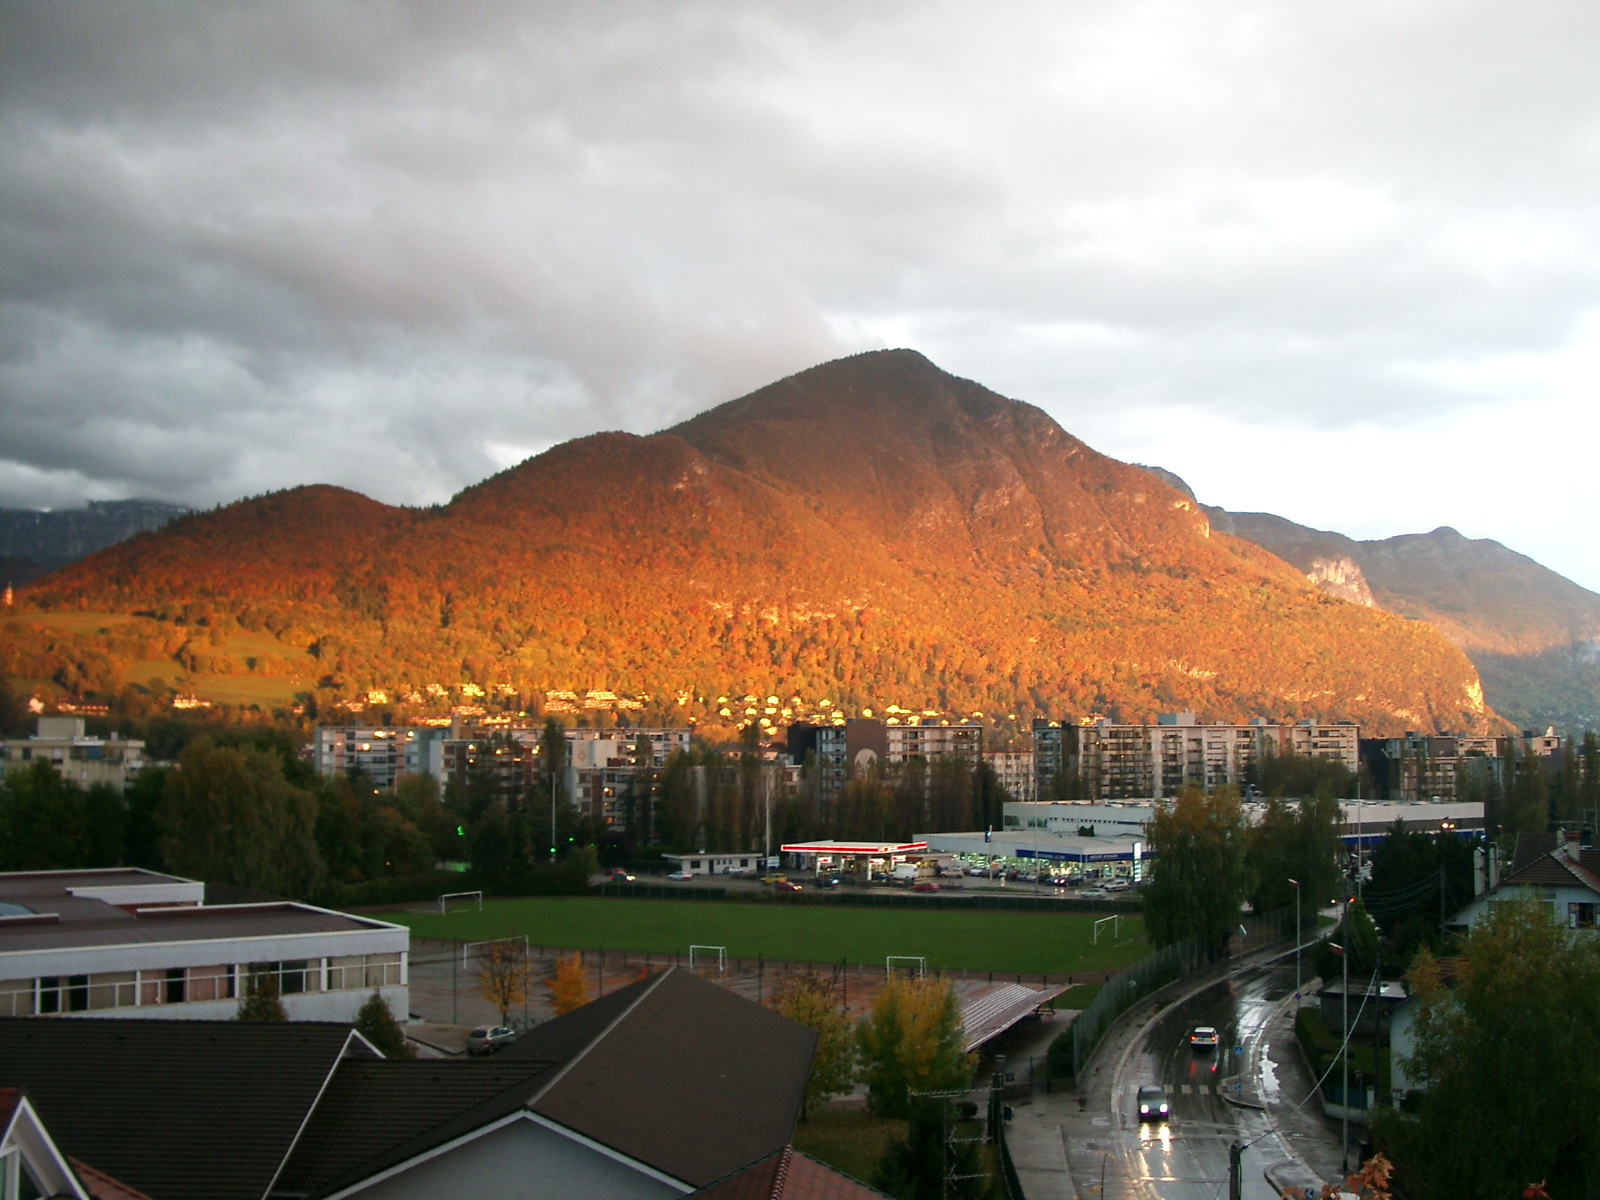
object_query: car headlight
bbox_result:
[1159,1103,1169,1114]
[1139,1104,1149,1114]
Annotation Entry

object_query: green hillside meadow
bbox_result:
[386,897,1148,976]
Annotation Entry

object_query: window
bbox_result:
[87,972,137,1010]
[0,978,32,1017]
[1571,902,1596,930]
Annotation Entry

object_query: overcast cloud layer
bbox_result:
[2,1,1597,589]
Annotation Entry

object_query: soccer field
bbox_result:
[383,897,1148,975]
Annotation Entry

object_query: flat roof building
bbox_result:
[0,868,408,1024]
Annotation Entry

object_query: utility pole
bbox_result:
[1228,1140,1243,1200]
[1289,878,1301,997]
[1332,933,1350,1174]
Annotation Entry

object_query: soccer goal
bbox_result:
[463,935,529,970]
[1093,914,1122,945]
[688,945,727,975]
[438,890,483,915]
[885,955,927,980]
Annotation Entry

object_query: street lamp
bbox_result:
[1331,937,1349,1174]
[1288,878,1301,998]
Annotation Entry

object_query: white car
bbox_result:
[1104,879,1130,892]
[666,871,692,881]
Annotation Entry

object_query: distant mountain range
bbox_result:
[1137,467,1600,734]
[0,499,191,584]
[0,351,1540,735]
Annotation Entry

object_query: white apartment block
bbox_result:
[984,750,1035,802]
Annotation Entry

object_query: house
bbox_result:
[0,868,409,1023]
[0,966,816,1199]
[1,1088,91,1200]
[1449,833,1600,933]
[687,1146,889,1198]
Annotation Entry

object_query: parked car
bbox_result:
[911,881,941,894]
[466,1025,516,1056]
[666,871,692,881]
[1136,1085,1170,1122]
[1104,879,1130,892]
[606,868,636,883]
[1189,1026,1219,1049]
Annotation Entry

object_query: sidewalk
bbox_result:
[1244,988,1360,1196]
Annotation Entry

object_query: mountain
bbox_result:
[1185,499,1600,734]
[3,350,1492,734]
[0,499,192,581]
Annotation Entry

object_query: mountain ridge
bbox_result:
[5,350,1492,735]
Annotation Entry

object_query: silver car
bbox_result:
[466,1025,516,1056]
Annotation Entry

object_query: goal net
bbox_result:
[438,890,483,915]
[688,945,727,975]
[885,955,927,979]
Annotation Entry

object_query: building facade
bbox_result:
[0,717,144,791]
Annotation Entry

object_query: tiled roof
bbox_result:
[70,1159,155,1200]
[1510,833,1560,875]
[530,967,816,1187]
[689,1147,892,1199]
[1499,851,1600,896]
[0,1018,366,1200]
[280,1058,555,1196]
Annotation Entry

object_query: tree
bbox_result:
[1376,897,1600,1200]
[236,970,288,1021]
[1244,793,1341,917]
[771,971,855,1119]
[856,976,975,1117]
[354,989,415,1058]
[1312,897,1379,983]
[0,760,89,870]
[873,1096,989,1200]
[478,941,532,1024]
[547,951,588,1016]
[159,738,324,897]
[1142,784,1247,959]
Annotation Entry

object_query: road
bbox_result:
[1114,962,1310,1200]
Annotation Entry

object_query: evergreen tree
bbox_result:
[236,970,288,1021]
[354,989,415,1058]
[874,1096,989,1200]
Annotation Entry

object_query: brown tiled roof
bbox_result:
[70,1159,155,1200]
[0,1018,366,1200]
[1510,833,1560,875]
[279,1058,556,1195]
[1499,851,1600,896]
[689,1147,892,1199]
[529,967,816,1187]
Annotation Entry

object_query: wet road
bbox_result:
[1115,963,1303,1200]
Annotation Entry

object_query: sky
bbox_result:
[2,1,1598,590]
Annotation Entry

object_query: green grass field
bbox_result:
[384,897,1148,975]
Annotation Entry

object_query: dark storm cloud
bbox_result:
[0,1,1596,585]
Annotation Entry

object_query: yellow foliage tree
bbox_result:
[856,974,975,1116]
[477,941,531,1024]
[547,951,588,1017]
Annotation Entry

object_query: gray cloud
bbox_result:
[1,0,1597,586]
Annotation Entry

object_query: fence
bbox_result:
[1021,904,1297,1087]
[593,879,1142,915]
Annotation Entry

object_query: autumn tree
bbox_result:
[547,950,588,1017]
[1376,897,1600,1200]
[354,989,415,1058]
[1142,784,1247,959]
[856,975,975,1117]
[478,941,532,1024]
[771,971,855,1119]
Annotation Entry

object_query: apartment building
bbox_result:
[786,717,984,813]
[1371,728,1565,803]
[1034,713,1361,801]
[0,717,144,791]
[984,749,1035,802]
[312,724,447,788]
